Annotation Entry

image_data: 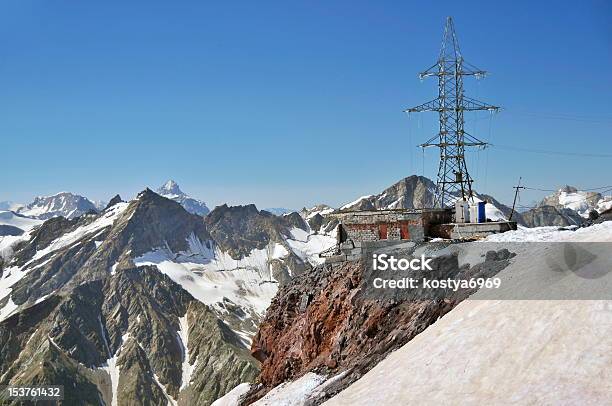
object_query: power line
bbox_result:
[522,185,612,192]
[503,109,612,124]
[490,144,612,158]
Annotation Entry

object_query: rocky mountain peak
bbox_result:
[157,179,184,197]
[154,180,210,216]
[104,194,123,210]
[340,175,437,211]
[206,204,302,259]
[136,187,157,200]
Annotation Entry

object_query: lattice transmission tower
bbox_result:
[406,17,499,208]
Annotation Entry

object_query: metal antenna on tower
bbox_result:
[405,17,499,208]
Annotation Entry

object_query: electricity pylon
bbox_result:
[406,17,499,208]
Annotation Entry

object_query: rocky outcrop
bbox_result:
[247,245,515,403]
[521,205,584,228]
[104,194,124,210]
[206,204,301,260]
[341,176,437,211]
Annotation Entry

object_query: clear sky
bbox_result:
[1,0,611,210]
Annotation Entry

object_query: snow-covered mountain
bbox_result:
[156,180,210,216]
[300,204,335,219]
[0,188,337,404]
[17,192,98,220]
[538,185,612,218]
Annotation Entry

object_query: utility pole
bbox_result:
[406,17,499,208]
[509,177,524,221]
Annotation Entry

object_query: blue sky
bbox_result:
[1,0,610,210]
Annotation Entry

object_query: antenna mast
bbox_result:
[406,17,499,207]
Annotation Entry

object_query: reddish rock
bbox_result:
[246,260,461,403]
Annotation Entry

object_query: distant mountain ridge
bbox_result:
[538,185,611,217]
[339,176,437,211]
[17,192,97,220]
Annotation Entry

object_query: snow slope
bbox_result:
[324,222,612,405]
[30,202,129,262]
[211,383,251,406]
[325,299,612,405]
[253,373,327,406]
[134,223,336,320]
[484,220,612,242]
[0,211,43,231]
[134,243,277,318]
[237,222,612,405]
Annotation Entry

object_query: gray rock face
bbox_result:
[205,204,303,261]
[521,205,584,228]
[156,180,210,216]
[104,194,124,210]
[0,267,258,406]
[18,192,98,220]
[340,176,437,211]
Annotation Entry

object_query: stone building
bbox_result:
[335,208,451,243]
[323,208,452,261]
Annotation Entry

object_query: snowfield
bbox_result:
[253,373,327,406]
[134,225,337,322]
[325,300,612,405]
[0,211,43,231]
[0,211,43,260]
[31,202,129,262]
[134,245,277,317]
[323,221,612,405]
[484,220,612,242]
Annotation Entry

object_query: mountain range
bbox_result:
[1,177,611,404]
[0,185,337,404]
